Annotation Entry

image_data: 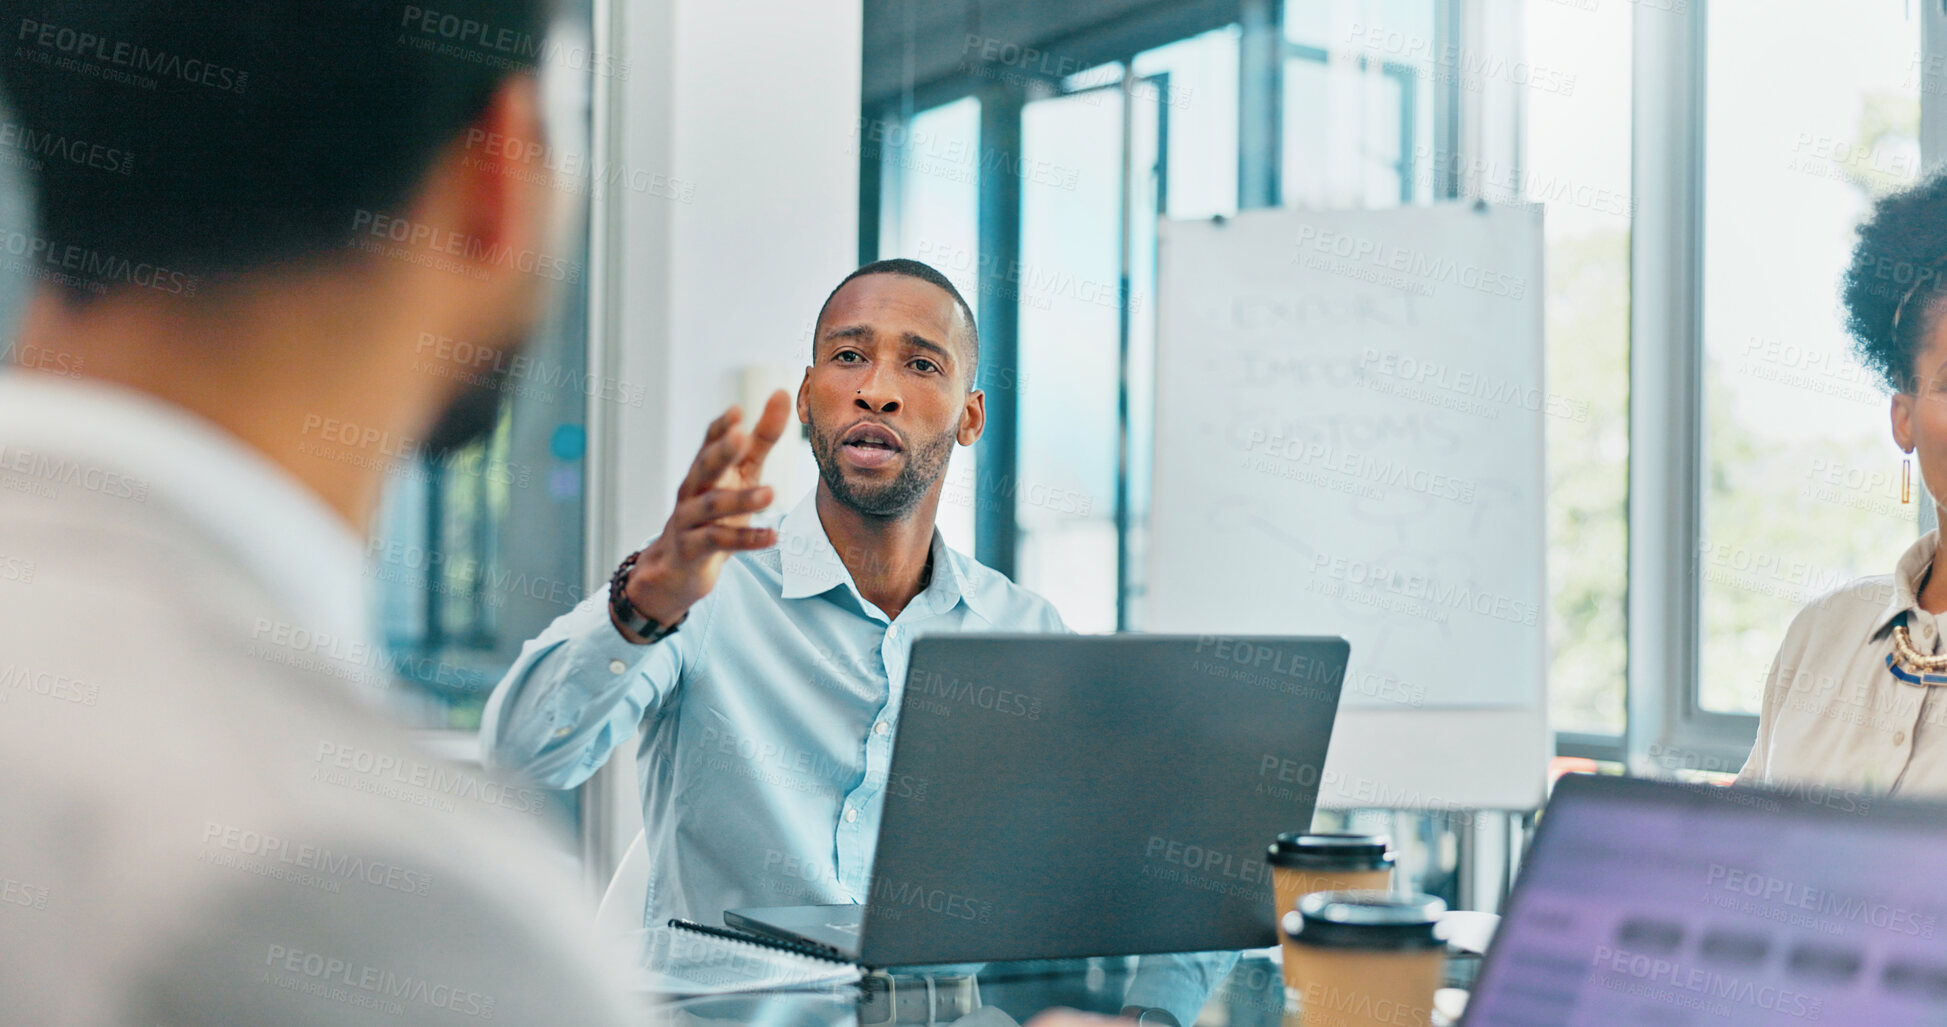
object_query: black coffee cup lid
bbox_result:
[1282,890,1446,951]
[1267,832,1393,870]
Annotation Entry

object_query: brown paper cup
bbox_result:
[1278,891,1446,1027]
[1285,944,1443,1027]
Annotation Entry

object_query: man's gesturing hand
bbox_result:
[612,390,791,641]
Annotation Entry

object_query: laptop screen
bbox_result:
[1465,774,1947,1026]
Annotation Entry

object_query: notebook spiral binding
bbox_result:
[667,917,853,964]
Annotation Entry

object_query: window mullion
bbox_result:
[1627,0,1720,774]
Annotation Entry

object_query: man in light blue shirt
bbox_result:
[481,259,1230,1023]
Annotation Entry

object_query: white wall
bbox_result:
[586,0,862,887]
[608,0,859,552]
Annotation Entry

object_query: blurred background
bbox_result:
[0,0,1932,933]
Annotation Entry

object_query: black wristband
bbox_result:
[609,550,681,644]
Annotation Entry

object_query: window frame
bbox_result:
[1624,0,1720,774]
[1628,0,1945,774]
[863,0,1644,768]
[1282,41,1422,206]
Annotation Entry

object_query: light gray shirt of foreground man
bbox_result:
[0,2,634,1023]
[482,260,1232,1025]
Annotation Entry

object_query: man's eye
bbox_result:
[835,351,861,363]
[912,358,938,373]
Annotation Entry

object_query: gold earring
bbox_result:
[1905,454,1914,505]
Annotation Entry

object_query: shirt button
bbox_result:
[873,721,889,736]
[1896,730,1908,746]
[608,659,627,674]
[844,807,858,823]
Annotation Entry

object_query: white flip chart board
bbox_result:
[1148,202,1549,810]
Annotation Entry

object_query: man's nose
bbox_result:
[854,366,900,413]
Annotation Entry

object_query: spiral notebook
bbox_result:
[632,920,865,997]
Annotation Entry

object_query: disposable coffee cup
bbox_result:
[1267,833,1394,931]
[1281,890,1446,1027]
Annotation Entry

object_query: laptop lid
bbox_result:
[857,634,1347,967]
[1465,773,1947,1025]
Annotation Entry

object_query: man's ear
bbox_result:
[796,367,812,425]
[957,388,986,447]
[427,74,547,279]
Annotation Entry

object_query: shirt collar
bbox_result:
[775,488,993,622]
[1871,529,1941,637]
[0,372,374,661]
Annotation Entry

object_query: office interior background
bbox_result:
[0,0,1925,914]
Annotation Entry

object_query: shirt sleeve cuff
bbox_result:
[1123,950,1240,1025]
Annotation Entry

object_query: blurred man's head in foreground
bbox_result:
[0,0,561,459]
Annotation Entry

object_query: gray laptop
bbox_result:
[725,633,1348,967]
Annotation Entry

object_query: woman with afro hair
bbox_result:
[1741,171,1947,796]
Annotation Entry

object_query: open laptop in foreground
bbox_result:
[725,634,1349,968]
[1465,773,1947,1025]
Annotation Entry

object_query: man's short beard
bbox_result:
[422,365,510,460]
[421,275,545,459]
[808,411,957,519]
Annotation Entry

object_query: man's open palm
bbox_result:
[617,390,792,634]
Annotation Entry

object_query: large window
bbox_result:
[1287,1,1633,742]
[1014,83,1126,631]
[1283,0,1437,208]
[865,0,1938,768]
[871,5,1627,744]
[865,1,1636,745]
[1525,2,1633,737]
[873,96,983,553]
[1623,0,1938,772]
[1698,0,1920,715]
[1122,31,1242,631]
[1010,29,1243,633]
[867,29,1242,634]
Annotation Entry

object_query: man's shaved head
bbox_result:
[814,258,978,386]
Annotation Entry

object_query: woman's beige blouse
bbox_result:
[1739,530,1947,797]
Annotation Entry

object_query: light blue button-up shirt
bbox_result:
[480,490,1232,1021]
[481,489,1066,907]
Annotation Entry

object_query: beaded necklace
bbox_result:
[1887,623,1947,686]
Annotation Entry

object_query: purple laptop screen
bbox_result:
[1465,776,1947,1026]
